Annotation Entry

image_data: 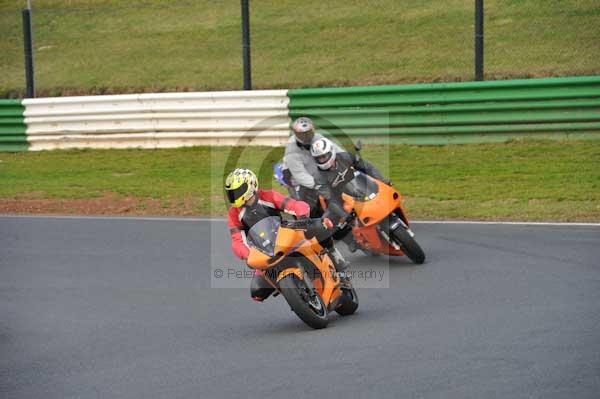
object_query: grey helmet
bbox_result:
[291,117,315,147]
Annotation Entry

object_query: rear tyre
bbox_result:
[279,274,329,329]
[335,285,359,316]
[392,226,426,264]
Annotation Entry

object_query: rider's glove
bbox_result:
[321,217,334,230]
[239,245,250,260]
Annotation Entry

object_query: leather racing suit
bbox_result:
[227,189,310,301]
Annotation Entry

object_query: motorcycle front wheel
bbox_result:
[279,274,329,329]
[392,226,426,264]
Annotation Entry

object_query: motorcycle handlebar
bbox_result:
[281,218,332,241]
[281,218,321,230]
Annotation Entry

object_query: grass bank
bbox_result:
[1,141,598,221]
[1,0,599,97]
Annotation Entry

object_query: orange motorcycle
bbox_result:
[331,142,426,264]
[245,216,358,329]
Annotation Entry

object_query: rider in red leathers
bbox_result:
[225,168,348,302]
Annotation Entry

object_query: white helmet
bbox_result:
[310,138,337,170]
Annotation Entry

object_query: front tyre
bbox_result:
[279,274,329,329]
[392,226,426,264]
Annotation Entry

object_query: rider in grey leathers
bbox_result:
[282,117,343,216]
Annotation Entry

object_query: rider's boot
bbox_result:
[328,245,350,272]
[319,236,350,272]
[250,270,275,302]
[342,233,359,253]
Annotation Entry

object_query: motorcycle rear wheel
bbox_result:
[279,274,329,329]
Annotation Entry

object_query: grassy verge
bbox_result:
[1,141,599,221]
[1,0,599,97]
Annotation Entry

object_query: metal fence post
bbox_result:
[22,8,36,98]
[241,0,252,90]
[475,0,484,81]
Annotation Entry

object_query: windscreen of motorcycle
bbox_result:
[342,171,379,201]
[247,216,280,256]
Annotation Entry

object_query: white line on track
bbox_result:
[413,220,600,227]
[1,214,599,227]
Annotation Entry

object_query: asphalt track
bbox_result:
[1,216,599,399]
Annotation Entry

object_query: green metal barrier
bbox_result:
[0,100,28,152]
[288,76,600,144]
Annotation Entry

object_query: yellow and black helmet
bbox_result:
[225,168,258,208]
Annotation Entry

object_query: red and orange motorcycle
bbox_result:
[245,216,358,329]
[329,142,426,264]
[273,141,424,264]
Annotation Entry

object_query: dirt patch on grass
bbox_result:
[0,193,204,217]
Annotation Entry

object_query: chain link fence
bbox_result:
[0,0,598,97]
